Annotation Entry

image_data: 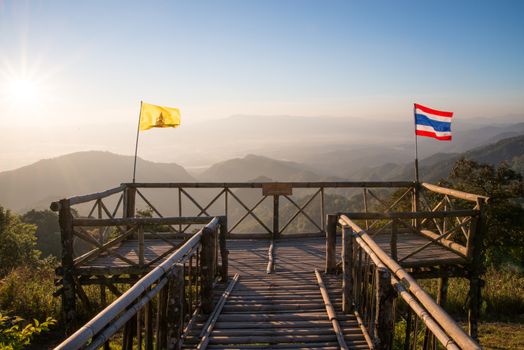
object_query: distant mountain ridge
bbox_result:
[0,133,522,213]
[199,154,330,182]
[373,134,524,182]
[0,151,194,212]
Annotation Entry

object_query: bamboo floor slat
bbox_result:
[73,233,465,347]
[182,237,369,349]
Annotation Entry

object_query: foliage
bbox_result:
[21,210,61,258]
[420,266,524,322]
[136,207,170,232]
[0,259,60,321]
[0,313,56,350]
[444,159,524,267]
[0,207,40,277]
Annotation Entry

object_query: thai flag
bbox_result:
[414,103,454,141]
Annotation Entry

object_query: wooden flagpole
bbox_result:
[414,103,420,183]
[132,101,143,183]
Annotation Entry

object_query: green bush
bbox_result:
[0,313,56,350]
[0,260,60,321]
[0,208,40,277]
[21,210,61,258]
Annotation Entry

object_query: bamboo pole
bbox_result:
[197,274,240,350]
[200,226,217,314]
[342,226,353,313]
[325,214,337,273]
[166,265,184,350]
[339,215,481,350]
[73,216,214,227]
[421,183,489,203]
[374,267,395,350]
[267,240,275,274]
[58,199,76,331]
[219,216,229,282]
[314,269,348,350]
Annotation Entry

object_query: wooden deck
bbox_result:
[183,238,368,349]
[372,233,466,267]
[76,232,466,277]
[72,233,467,347]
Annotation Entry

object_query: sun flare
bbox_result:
[8,78,39,103]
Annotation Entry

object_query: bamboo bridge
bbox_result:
[50,181,488,349]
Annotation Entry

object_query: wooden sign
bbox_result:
[262,183,293,196]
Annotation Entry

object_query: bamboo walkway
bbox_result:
[183,238,369,349]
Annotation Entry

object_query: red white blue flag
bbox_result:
[414,103,454,141]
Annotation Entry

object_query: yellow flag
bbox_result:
[139,102,181,131]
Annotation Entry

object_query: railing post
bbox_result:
[144,289,154,350]
[413,182,421,230]
[390,218,398,261]
[219,216,229,282]
[342,226,353,313]
[59,199,76,330]
[273,195,280,239]
[374,267,396,350]
[437,275,449,307]
[325,214,337,273]
[167,264,184,350]
[469,198,487,340]
[155,284,168,350]
[201,226,217,313]
[138,225,145,268]
[124,185,136,218]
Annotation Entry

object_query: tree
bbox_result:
[444,159,524,267]
[0,207,40,277]
[21,210,61,258]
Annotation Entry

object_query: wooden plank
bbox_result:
[422,183,489,203]
[74,216,213,227]
[340,210,479,220]
[51,185,125,210]
[126,181,414,189]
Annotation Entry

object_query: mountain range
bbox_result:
[0,126,522,213]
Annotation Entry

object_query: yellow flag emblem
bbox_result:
[139,102,181,131]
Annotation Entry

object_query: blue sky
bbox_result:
[0,0,523,169]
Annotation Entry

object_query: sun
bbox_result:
[8,77,40,103]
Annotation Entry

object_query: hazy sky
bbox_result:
[0,0,523,171]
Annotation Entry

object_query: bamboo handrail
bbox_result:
[124,181,415,188]
[339,215,481,350]
[50,185,126,210]
[73,216,213,227]
[421,183,489,203]
[338,210,479,220]
[55,217,220,350]
[341,220,462,349]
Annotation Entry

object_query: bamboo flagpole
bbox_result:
[132,101,143,183]
[413,103,420,183]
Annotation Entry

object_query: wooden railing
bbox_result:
[54,217,225,350]
[51,180,489,339]
[93,181,414,237]
[337,215,481,350]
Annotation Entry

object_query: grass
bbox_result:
[419,267,524,323]
[477,322,524,350]
[392,266,524,349]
